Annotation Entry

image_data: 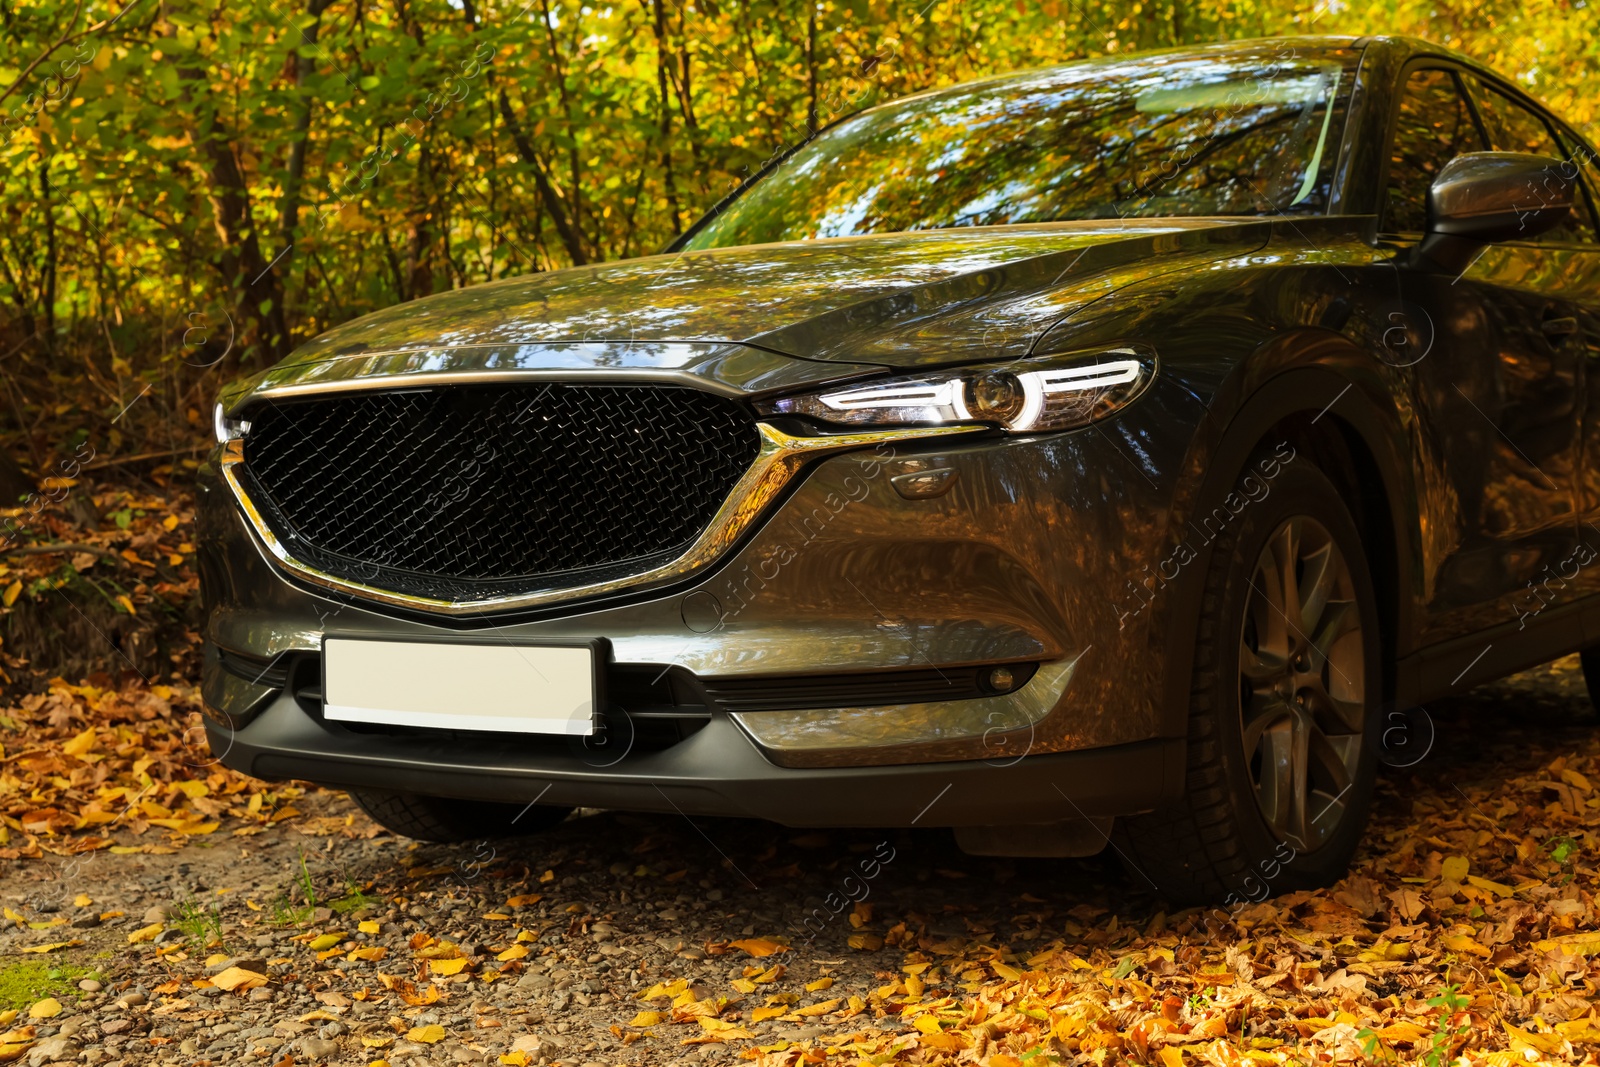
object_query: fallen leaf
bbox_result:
[127,923,163,943]
[26,999,59,1020]
[211,967,268,993]
[729,938,786,957]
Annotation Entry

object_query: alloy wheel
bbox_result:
[1238,515,1366,852]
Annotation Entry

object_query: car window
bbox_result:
[1386,68,1486,234]
[1467,76,1596,243]
[680,46,1361,249]
[1554,126,1600,244]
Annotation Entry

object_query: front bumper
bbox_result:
[205,691,1184,827]
[198,386,1202,809]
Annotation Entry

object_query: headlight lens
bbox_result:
[758,345,1157,433]
[213,402,251,443]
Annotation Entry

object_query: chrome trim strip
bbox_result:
[731,655,1081,766]
[219,420,984,616]
[242,368,755,403]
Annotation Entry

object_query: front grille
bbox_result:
[238,384,759,601]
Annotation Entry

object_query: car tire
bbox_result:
[1116,456,1382,905]
[350,789,573,843]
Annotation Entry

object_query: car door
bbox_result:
[1384,66,1583,640]
[1463,78,1600,604]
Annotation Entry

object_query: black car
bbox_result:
[198,34,1600,903]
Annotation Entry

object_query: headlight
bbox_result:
[213,402,251,443]
[756,344,1157,433]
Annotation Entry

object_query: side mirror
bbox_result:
[1415,151,1575,271]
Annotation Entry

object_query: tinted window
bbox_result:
[1554,126,1600,244]
[1470,77,1596,243]
[1386,69,1485,234]
[684,48,1359,250]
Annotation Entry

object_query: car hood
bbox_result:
[227,219,1266,408]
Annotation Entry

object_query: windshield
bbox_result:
[683,46,1359,250]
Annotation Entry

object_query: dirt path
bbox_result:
[1,658,1598,1067]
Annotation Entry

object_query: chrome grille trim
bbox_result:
[220,417,983,617]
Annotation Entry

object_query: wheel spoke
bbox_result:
[1269,520,1304,636]
[1286,708,1311,848]
[1305,726,1356,793]
[1319,691,1366,733]
[1237,513,1367,857]
[1253,715,1296,837]
[1240,638,1284,686]
[1298,541,1336,636]
[1310,599,1359,660]
[1241,700,1289,756]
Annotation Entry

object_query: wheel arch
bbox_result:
[1153,358,1421,740]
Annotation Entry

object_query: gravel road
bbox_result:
[1,655,1595,1067]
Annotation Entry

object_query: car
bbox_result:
[197,34,1600,903]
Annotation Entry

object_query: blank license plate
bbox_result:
[323,639,596,735]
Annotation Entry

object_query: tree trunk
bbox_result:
[650,0,680,234]
[181,67,290,366]
[806,5,818,135]
[495,88,588,265]
[279,0,336,255]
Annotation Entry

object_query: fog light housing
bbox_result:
[987,666,1017,693]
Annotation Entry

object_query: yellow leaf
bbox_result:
[631,1011,665,1026]
[1505,1022,1566,1055]
[992,961,1022,980]
[1160,1047,1188,1067]
[360,1036,393,1047]
[211,967,267,993]
[919,1032,969,1050]
[429,958,467,976]
[162,514,180,531]
[359,920,380,935]
[72,895,91,908]
[349,946,387,962]
[128,923,163,943]
[27,999,60,1019]
[804,977,832,992]
[1443,934,1491,957]
[308,933,343,951]
[1534,932,1600,956]
[2,581,20,607]
[751,1006,787,1022]
[114,594,135,615]
[495,944,528,962]
[1556,1019,1600,1044]
[407,1024,447,1043]
[728,938,786,958]
[1466,875,1515,898]
[61,728,98,757]
[794,998,841,1017]
[913,1015,944,1035]
[754,964,783,984]
[730,979,755,994]
[847,932,883,951]
[1440,855,1469,883]
[173,780,209,799]
[506,894,542,907]
[482,912,511,921]
[19,941,81,954]
[500,1054,530,1066]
